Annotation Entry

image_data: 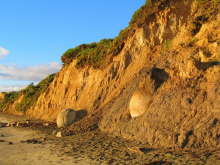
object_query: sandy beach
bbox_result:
[0,113,94,165]
[1,113,220,165]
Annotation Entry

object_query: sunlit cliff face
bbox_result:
[2,0,220,148]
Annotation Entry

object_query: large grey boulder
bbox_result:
[129,89,152,118]
[56,109,77,128]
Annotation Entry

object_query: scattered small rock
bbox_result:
[6,123,11,127]
[0,139,5,142]
[56,131,62,138]
[128,147,143,153]
[42,137,47,141]
[0,133,5,137]
[43,123,49,126]
[21,138,43,144]
[147,161,173,165]
[8,142,13,145]
[52,130,57,135]
[16,122,20,127]
[9,122,16,127]
[0,122,7,128]
[139,147,155,154]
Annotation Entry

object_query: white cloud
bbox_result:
[0,62,62,81]
[0,47,10,59]
[0,85,26,92]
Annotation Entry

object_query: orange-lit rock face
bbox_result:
[129,90,152,118]
[0,93,4,100]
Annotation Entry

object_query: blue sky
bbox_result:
[0,0,145,92]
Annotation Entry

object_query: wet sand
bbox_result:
[1,113,220,165]
[0,113,94,165]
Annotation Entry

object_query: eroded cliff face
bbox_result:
[4,0,220,148]
[26,29,150,121]
[0,93,24,116]
[98,0,220,148]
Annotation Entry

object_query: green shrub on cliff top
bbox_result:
[0,73,56,112]
[61,1,152,68]
[61,43,98,64]
[61,31,134,68]
[129,0,152,26]
[61,39,113,68]
[15,73,56,112]
[0,91,19,111]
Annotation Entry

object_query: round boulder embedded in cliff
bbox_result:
[56,109,77,128]
[129,89,152,118]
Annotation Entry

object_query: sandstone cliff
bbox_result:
[2,0,220,148]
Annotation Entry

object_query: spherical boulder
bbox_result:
[129,89,152,118]
[56,109,77,128]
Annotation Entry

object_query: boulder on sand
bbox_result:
[56,109,77,128]
[129,89,152,118]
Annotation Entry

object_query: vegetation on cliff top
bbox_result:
[0,0,150,112]
[0,91,19,111]
[61,1,150,68]
[0,74,56,112]
[61,31,132,68]
[61,39,113,68]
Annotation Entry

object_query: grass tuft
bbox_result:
[0,74,56,112]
